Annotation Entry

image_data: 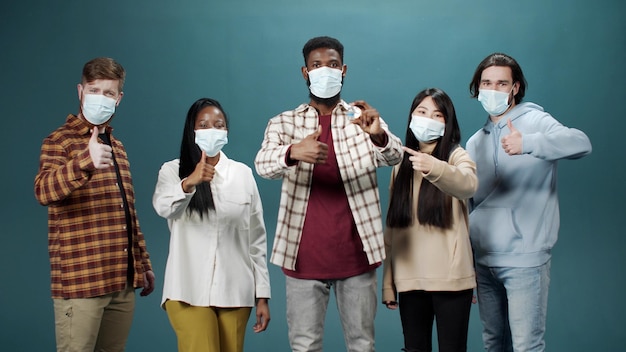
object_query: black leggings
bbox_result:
[398,289,473,352]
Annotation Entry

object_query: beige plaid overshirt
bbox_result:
[254,101,403,270]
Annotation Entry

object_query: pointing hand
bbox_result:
[403,146,435,173]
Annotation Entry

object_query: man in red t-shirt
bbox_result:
[255,36,403,352]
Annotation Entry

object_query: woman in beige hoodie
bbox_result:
[382,88,478,352]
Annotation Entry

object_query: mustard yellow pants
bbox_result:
[165,300,252,352]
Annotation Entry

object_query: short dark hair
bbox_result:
[81,57,126,91]
[302,36,344,66]
[469,53,527,104]
[178,98,229,218]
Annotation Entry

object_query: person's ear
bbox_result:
[301,66,308,81]
[115,92,124,106]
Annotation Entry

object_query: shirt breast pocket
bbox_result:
[220,192,251,230]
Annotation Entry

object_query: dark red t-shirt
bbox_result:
[283,115,378,280]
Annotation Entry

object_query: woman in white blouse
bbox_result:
[153,98,271,352]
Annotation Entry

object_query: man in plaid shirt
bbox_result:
[34,57,155,352]
[255,36,403,352]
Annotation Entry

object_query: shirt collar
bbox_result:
[67,114,113,136]
[297,99,349,115]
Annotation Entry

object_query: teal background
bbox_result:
[1,0,624,350]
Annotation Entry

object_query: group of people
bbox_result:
[34,35,591,352]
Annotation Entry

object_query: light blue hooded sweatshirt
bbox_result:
[466,102,591,267]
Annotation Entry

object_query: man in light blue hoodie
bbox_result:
[466,53,592,352]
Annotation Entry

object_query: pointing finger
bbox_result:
[402,146,420,156]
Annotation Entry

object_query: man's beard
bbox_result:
[309,91,341,107]
[307,79,341,107]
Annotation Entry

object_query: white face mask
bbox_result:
[307,66,343,98]
[82,94,117,125]
[195,128,228,157]
[409,115,446,143]
[477,88,513,116]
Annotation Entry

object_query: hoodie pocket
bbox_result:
[469,207,522,253]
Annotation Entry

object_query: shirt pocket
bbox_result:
[220,192,251,230]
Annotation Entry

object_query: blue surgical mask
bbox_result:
[409,115,445,143]
[307,67,343,98]
[82,94,116,125]
[477,88,513,116]
[195,128,228,157]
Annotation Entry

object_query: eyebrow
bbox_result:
[417,105,442,112]
[310,59,341,65]
[481,79,511,84]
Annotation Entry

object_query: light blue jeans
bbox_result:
[285,270,377,352]
[475,261,551,352]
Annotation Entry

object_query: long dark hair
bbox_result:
[386,88,461,229]
[178,98,229,218]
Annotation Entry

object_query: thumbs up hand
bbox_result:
[289,125,329,164]
[89,127,113,169]
[501,119,522,155]
[183,151,216,192]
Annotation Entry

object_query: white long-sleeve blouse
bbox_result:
[153,152,271,308]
